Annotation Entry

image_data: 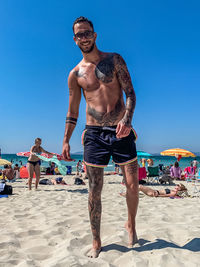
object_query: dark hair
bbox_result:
[72,16,94,33]
[174,161,179,168]
[35,137,42,144]
[15,164,19,167]
[4,164,8,168]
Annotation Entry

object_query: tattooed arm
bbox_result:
[114,54,136,138]
[62,70,81,160]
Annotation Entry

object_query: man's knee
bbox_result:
[126,181,138,194]
[89,180,103,194]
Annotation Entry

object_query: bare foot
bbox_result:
[125,222,138,248]
[87,248,102,258]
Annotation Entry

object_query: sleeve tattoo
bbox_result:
[115,54,136,126]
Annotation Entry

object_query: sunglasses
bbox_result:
[74,30,94,40]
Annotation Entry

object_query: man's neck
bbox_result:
[82,46,101,63]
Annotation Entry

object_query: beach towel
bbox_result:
[37,155,67,176]
[139,167,147,180]
[0,195,8,198]
[0,183,5,193]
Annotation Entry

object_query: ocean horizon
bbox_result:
[1,153,199,172]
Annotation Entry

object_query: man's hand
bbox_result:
[116,120,131,139]
[62,142,74,161]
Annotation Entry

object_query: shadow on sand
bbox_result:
[102,238,200,253]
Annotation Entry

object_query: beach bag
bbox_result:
[74,177,84,185]
[55,177,63,184]
[0,184,13,195]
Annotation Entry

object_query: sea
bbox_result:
[1,154,200,172]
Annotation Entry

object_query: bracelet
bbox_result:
[66,117,77,122]
[66,121,76,125]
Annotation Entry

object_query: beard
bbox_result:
[79,42,95,54]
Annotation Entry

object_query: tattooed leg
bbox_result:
[86,166,104,258]
[122,160,139,247]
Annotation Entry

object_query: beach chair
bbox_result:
[184,166,196,183]
[192,170,200,197]
[147,166,160,184]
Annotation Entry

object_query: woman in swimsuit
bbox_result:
[27,137,53,190]
[138,183,188,197]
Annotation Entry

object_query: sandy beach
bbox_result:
[0,174,200,267]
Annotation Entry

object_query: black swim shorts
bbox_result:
[82,125,137,168]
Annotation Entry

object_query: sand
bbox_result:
[0,174,200,267]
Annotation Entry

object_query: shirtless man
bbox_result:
[2,165,15,181]
[62,17,138,258]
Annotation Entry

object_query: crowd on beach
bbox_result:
[0,153,199,193]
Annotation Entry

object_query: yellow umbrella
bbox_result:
[160,148,196,161]
[0,159,12,166]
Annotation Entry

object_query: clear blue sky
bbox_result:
[1,0,200,154]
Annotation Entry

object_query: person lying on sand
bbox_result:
[39,177,68,185]
[120,183,189,198]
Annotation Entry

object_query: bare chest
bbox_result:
[76,55,117,92]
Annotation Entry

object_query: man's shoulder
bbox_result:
[102,51,120,56]
[69,60,84,77]
[101,52,122,60]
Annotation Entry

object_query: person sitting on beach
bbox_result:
[170,161,182,180]
[2,165,16,182]
[140,158,146,167]
[147,158,153,167]
[159,165,173,184]
[76,160,82,175]
[192,158,198,174]
[138,183,189,197]
[14,164,20,179]
[50,162,56,175]
[27,138,53,190]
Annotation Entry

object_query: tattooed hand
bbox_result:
[116,120,131,138]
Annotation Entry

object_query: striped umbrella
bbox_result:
[0,159,12,166]
[17,152,31,157]
[160,148,196,161]
[17,152,64,161]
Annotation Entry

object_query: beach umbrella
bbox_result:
[0,159,12,166]
[160,148,196,161]
[137,151,152,157]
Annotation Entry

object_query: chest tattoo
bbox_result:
[95,55,115,83]
[74,70,87,79]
